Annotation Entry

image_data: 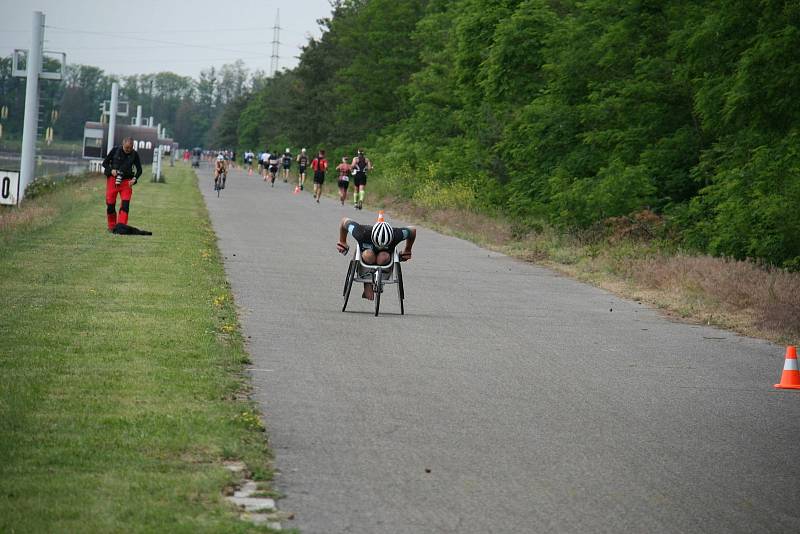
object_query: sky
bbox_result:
[0,0,334,79]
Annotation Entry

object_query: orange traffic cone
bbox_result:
[775,346,800,389]
[293,185,300,195]
[376,210,385,222]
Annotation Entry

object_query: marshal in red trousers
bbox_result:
[102,138,142,231]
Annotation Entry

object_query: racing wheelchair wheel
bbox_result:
[395,262,404,315]
[342,260,356,312]
[374,270,383,317]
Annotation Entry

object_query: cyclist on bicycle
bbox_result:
[336,213,416,300]
[214,154,227,189]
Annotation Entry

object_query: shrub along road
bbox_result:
[201,164,800,533]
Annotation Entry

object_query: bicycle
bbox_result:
[214,171,226,197]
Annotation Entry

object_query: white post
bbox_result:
[135,105,142,126]
[106,82,119,154]
[148,116,153,127]
[18,11,44,203]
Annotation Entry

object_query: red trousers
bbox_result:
[106,177,133,230]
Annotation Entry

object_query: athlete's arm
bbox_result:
[399,227,416,261]
[337,217,353,254]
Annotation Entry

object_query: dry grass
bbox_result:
[618,254,800,342]
[0,204,58,235]
[380,195,512,246]
[375,196,800,345]
[0,175,102,244]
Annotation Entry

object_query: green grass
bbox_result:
[0,166,275,532]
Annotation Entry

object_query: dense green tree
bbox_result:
[5,0,798,266]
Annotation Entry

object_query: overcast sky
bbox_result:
[0,0,333,79]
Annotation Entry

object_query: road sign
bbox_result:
[102,100,129,117]
[12,49,66,80]
[0,170,21,206]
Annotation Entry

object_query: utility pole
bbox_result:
[107,82,119,154]
[10,11,65,204]
[18,12,44,204]
[270,9,281,77]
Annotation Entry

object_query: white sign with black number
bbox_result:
[0,170,20,205]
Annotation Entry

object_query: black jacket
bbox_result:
[102,146,142,179]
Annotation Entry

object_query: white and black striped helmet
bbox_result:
[371,221,393,250]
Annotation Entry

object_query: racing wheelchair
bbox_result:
[341,244,405,316]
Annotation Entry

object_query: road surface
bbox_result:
[200,164,800,533]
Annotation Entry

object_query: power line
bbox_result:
[46,42,273,51]
[45,26,257,56]
[88,55,266,65]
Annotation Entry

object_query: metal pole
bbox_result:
[135,105,142,126]
[106,82,119,154]
[18,11,44,204]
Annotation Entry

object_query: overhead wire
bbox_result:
[46,25,265,56]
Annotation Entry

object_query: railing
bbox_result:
[88,160,103,173]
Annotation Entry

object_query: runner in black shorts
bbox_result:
[296,148,309,191]
[267,150,280,186]
[336,157,351,206]
[351,150,372,210]
[311,150,328,203]
[281,148,292,182]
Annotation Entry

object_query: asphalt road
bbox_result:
[200,164,800,533]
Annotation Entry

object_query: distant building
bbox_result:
[82,122,159,164]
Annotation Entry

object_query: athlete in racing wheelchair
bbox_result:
[337,212,416,315]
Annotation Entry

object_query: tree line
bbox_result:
[1,0,797,268]
[228,0,799,269]
[0,57,260,148]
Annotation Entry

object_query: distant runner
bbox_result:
[267,150,280,186]
[351,149,372,210]
[281,148,292,182]
[336,157,351,206]
[259,151,269,181]
[296,148,309,191]
[311,150,328,203]
[244,150,254,174]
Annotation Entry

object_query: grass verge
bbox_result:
[361,182,799,346]
[0,167,276,532]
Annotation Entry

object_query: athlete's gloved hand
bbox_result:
[336,242,350,255]
[399,250,412,262]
